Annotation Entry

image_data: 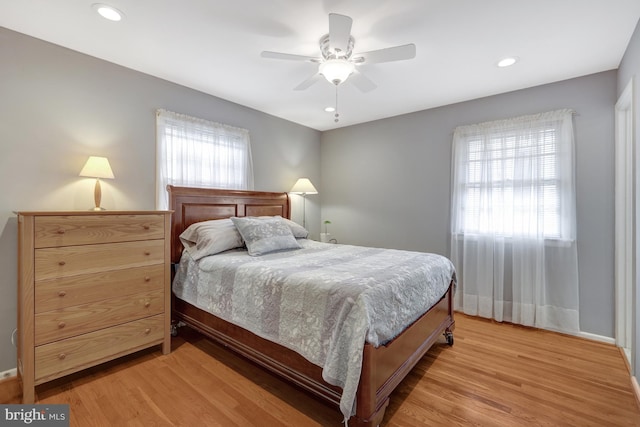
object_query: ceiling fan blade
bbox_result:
[294,72,323,91]
[261,51,319,62]
[328,13,352,55]
[349,70,377,93]
[353,43,416,64]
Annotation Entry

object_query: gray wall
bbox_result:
[0,27,321,373]
[321,71,617,339]
[617,18,640,388]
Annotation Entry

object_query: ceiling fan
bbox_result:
[261,13,416,92]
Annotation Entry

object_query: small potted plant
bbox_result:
[321,220,332,243]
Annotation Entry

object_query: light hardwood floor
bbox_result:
[15,314,640,426]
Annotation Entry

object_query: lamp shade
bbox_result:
[79,156,115,179]
[290,178,318,195]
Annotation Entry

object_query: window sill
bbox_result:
[451,233,575,247]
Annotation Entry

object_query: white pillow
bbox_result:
[259,215,309,238]
[231,216,301,256]
[179,218,244,260]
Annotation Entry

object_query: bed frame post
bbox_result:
[351,346,389,426]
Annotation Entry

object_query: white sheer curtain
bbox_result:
[450,109,579,333]
[156,109,254,209]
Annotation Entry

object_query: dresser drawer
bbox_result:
[35,240,165,281]
[34,314,164,384]
[34,215,165,248]
[35,289,164,345]
[35,265,164,313]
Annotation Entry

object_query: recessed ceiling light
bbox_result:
[93,3,124,21]
[497,57,518,68]
[324,106,336,112]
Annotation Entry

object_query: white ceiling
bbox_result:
[2,0,639,131]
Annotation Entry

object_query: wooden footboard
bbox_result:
[354,285,454,426]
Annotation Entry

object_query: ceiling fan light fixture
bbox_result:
[319,59,355,85]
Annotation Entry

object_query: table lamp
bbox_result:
[79,156,115,210]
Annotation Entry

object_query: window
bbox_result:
[156,109,254,209]
[451,109,575,240]
[450,109,580,333]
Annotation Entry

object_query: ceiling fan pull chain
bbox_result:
[334,85,340,123]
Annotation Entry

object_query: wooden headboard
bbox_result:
[167,185,291,263]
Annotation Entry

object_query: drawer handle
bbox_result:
[57,229,66,235]
[144,251,151,256]
[144,276,151,282]
[58,291,66,297]
[144,301,151,308]
[144,328,151,335]
[58,261,66,266]
[58,321,66,329]
[143,225,150,230]
[58,353,66,360]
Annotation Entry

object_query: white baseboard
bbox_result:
[1,368,17,380]
[546,325,615,344]
[577,331,616,345]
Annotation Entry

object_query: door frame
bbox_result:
[615,77,635,369]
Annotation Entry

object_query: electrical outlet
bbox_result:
[1,368,17,379]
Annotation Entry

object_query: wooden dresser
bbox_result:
[16,211,172,403]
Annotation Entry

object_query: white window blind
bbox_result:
[451,109,575,240]
[156,109,254,209]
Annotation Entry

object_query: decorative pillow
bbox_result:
[179,218,244,260]
[259,215,309,239]
[231,216,301,256]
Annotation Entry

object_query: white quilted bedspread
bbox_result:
[172,239,455,420]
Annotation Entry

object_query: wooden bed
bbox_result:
[168,185,455,426]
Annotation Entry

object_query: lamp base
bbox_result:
[91,179,106,212]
